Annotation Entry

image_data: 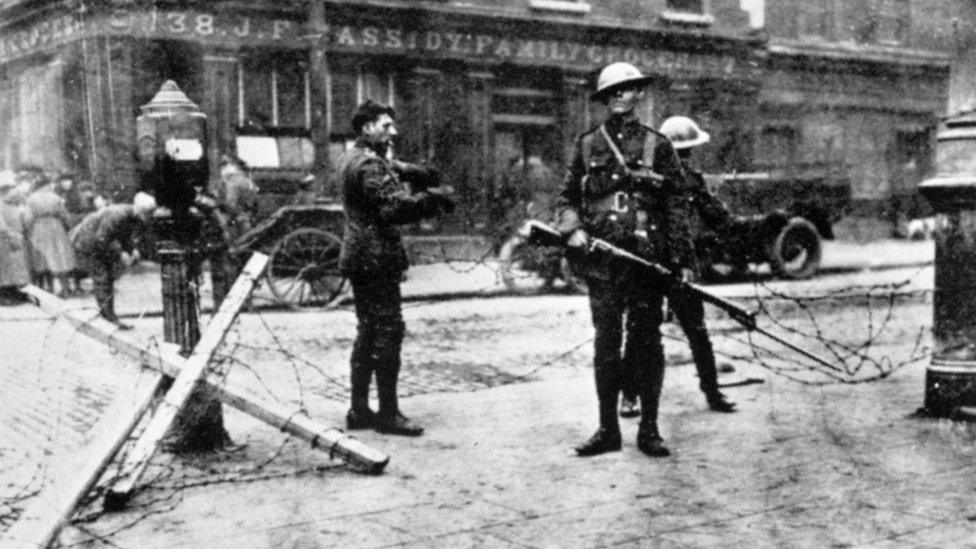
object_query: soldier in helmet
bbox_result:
[555,62,689,457]
[656,115,737,413]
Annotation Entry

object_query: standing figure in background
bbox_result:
[339,100,454,436]
[192,185,234,309]
[65,180,98,226]
[25,176,78,296]
[657,115,736,413]
[70,192,156,329]
[214,155,260,240]
[0,171,31,305]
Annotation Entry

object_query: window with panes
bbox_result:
[798,0,833,38]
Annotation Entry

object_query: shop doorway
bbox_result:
[491,123,563,236]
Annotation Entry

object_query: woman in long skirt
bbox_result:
[25,177,77,296]
[0,172,31,304]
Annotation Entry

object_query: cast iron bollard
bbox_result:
[918,111,976,416]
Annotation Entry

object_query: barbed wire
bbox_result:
[0,251,935,544]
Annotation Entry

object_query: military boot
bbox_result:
[374,412,424,437]
[706,391,737,413]
[574,427,622,457]
[636,423,670,457]
[347,350,375,430]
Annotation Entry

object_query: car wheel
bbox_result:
[768,217,822,280]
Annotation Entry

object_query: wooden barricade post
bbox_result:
[9,253,389,547]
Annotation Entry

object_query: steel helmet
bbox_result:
[659,116,711,149]
[592,62,654,101]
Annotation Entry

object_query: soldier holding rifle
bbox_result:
[554,62,689,457]
[655,115,737,414]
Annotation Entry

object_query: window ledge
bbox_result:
[659,10,714,27]
[528,0,592,15]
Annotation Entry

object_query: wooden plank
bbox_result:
[21,283,390,475]
[1,358,167,549]
[103,253,268,501]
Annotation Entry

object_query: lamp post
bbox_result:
[918,111,976,416]
[136,81,229,450]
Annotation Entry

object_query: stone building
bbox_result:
[0,1,960,237]
[762,0,954,226]
[0,0,763,236]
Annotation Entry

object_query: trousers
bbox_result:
[620,284,720,400]
[587,271,666,433]
[349,273,406,417]
[79,250,119,319]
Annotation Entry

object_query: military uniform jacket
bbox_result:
[69,204,143,259]
[338,140,444,277]
[555,116,693,279]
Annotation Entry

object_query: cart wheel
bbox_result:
[267,228,347,309]
[769,217,822,280]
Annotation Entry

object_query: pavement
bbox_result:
[0,238,936,323]
[44,285,976,548]
[5,236,967,548]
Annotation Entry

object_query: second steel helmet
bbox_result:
[592,62,654,101]
[659,116,711,149]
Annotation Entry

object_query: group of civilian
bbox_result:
[0,167,106,305]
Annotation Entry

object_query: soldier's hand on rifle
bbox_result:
[567,229,589,249]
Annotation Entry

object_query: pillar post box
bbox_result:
[918,111,976,416]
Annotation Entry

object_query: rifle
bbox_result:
[521,220,835,371]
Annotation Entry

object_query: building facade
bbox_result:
[0,0,958,236]
[763,0,953,223]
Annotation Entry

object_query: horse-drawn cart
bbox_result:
[230,202,347,308]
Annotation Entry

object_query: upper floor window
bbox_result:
[856,0,910,45]
[875,0,911,45]
[798,0,832,39]
[528,0,591,14]
[661,0,712,25]
[667,0,704,13]
[239,51,310,130]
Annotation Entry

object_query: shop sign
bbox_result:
[328,23,760,78]
[0,9,303,64]
[0,15,83,63]
[103,9,303,48]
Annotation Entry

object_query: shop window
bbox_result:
[16,62,65,170]
[240,52,310,130]
[798,0,833,39]
[328,66,397,168]
[0,82,14,170]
